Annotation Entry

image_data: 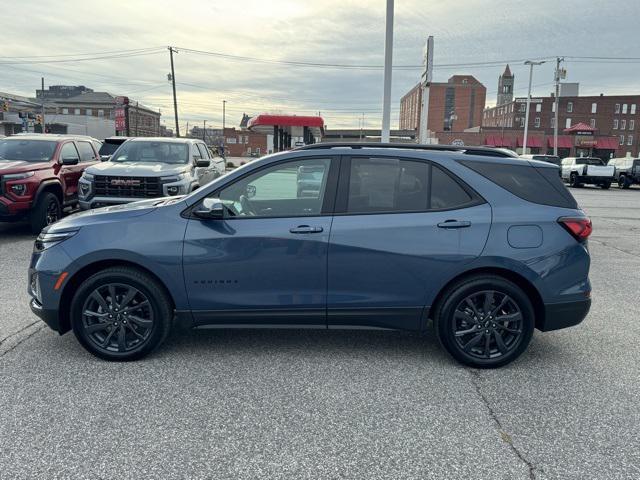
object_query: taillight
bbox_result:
[558,217,592,242]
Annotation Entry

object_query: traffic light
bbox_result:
[1,101,8,112]
[36,115,42,125]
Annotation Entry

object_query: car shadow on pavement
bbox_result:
[0,221,33,238]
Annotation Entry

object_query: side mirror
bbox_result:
[193,197,225,219]
[100,155,111,162]
[61,156,79,165]
[196,159,210,168]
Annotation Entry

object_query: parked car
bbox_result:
[98,136,130,161]
[0,134,100,233]
[78,137,226,210]
[561,157,615,188]
[29,143,592,368]
[608,156,640,188]
[520,154,561,167]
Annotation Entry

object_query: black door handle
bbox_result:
[290,225,324,234]
[437,220,471,229]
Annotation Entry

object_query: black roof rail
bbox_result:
[295,142,518,158]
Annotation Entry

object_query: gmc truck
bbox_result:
[0,134,100,233]
[561,157,615,189]
[78,137,225,209]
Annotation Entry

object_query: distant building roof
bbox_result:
[52,92,116,104]
[503,64,512,77]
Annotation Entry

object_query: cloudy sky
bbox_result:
[2,0,639,131]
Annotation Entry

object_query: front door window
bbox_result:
[218,158,331,217]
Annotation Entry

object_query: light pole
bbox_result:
[222,100,226,132]
[381,0,394,143]
[203,120,207,142]
[522,60,545,154]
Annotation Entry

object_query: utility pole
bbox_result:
[419,36,434,144]
[203,120,207,142]
[41,77,46,134]
[523,60,545,154]
[381,0,394,143]
[168,46,180,137]
[553,57,565,156]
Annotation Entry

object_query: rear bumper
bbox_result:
[30,297,61,333]
[539,298,591,331]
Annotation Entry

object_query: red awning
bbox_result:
[547,136,573,149]
[563,122,596,133]
[516,136,543,148]
[484,135,496,146]
[485,135,512,147]
[595,137,619,150]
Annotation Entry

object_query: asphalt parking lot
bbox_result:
[1,186,639,479]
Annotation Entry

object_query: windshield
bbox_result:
[0,139,57,162]
[110,141,189,164]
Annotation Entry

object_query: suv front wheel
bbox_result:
[434,275,535,368]
[29,191,61,234]
[70,267,172,361]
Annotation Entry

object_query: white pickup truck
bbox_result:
[561,157,615,189]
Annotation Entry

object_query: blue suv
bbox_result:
[28,144,592,368]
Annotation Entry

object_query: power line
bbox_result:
[0,46,165,59]
[0,49,165,65]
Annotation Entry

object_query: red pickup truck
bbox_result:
[0,134,100,233]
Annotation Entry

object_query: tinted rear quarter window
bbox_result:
[460,160,577,209]
[431,165,472,209]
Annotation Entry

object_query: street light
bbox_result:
[522,60,545,154]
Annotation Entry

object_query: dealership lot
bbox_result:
[1,187,639,479]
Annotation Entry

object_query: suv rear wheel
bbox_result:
[70,267,172,361]
[434,275,535,368]
[569,173,582,188]
[29,191,61,234]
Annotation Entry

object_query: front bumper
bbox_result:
[30,297,61,332]
[538,298,591,331]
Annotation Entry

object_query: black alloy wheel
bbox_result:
[45,197,61,225]
[434,275,534,368]
[71,267,172,361]
[452,291,523,361]
[81,283,154,354]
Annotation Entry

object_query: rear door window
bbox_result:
[344,157,478,214]
[460,160,577,209]
[76,141,97,162]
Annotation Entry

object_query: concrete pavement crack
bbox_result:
[0,322,45,358]
[469,370,538,480]
[589,238,640,259]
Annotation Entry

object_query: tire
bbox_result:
[600,181,611,189]
[433,275,535,368]
[569,173,581,188]
[70,267,173,361]
[618,175,630,189]
[29,191,61,234]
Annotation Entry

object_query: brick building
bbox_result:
[482,94,640,157]
[399,75,487,133]
[40,90,161,137]
[222,127,267,157]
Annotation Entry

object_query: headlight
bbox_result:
[81,172,94,181]
[11,184,27,195]
[160,173,187,182]
[4,171,35,180]
[79,181,92,198]
[34,229,79,252]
